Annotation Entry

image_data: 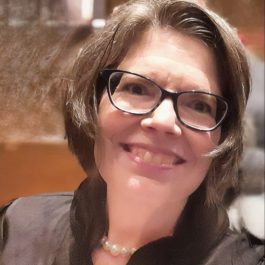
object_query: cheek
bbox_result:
[189,127,221,157]
[94,133,102,162]
[211,128,221,145]
[94,133,105,177]
[181,128,220,188]
[94,93,113,179]
[96,93,119,147]
[94,129,117,184]
[94,93,134,181]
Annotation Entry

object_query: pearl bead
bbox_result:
[120,247,129,255]
[110,244,121,256]
[101,236,138,257]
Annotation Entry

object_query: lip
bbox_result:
[121,143,186,168]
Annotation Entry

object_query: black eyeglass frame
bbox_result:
[100,69,229,132]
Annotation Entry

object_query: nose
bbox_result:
[140,99,182,136]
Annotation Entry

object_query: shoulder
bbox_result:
[204,230,264,265]
[0,193,74,265]
[1,192,73,218]
[0,192,73,234]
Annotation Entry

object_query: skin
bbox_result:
[93,27,221,265]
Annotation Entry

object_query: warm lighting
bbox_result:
[92,19,106,28]
[81,0,94,21]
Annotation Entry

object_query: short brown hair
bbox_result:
[64,0,250,204]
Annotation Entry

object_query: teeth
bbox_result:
[143,151,152,162]
[131,147,176,166]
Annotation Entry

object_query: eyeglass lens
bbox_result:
[107,71,227,130]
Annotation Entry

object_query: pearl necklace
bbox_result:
[101,236,137,256]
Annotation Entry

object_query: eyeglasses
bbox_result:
[100,69,229,131]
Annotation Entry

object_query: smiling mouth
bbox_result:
[122,144,185,166]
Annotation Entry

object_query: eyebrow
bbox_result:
[123,69,212,93]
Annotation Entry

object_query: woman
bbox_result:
[0,1,263,265]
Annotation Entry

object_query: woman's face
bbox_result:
[94,28,221,204]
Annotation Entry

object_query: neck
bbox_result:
[105,183,187,250]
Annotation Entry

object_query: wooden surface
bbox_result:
[0,142,85,205]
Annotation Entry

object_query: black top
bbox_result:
[0,193,264,265]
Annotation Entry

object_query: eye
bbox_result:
[191,100,212,114]
[119,83,149,96]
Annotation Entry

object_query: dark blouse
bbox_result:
[0,193,264,265]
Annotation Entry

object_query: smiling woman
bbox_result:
[95,29,222,234]
[0,1,263,265]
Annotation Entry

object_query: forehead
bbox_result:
[118,28,220,94]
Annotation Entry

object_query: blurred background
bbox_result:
[0,0,264,205]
